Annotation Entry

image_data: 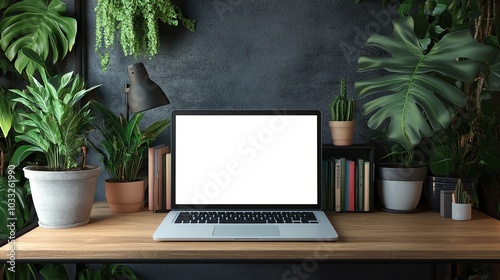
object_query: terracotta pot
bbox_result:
[105,180,145,213]
[328,121,355,146]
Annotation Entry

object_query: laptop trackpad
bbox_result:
[213,225,280,237]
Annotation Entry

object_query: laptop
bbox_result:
[153,109,338,241]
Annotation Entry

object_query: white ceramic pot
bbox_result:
[452,202,471,221]
[376,166,427,212]
[377,180,423,211]
[23,166,101,229]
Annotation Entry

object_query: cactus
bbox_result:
[330,78,356,121]
[454,179,471,204]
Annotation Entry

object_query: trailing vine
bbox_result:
[94,0,195,72]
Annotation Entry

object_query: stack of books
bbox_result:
[148,145,172,212]
[321,157,371,212]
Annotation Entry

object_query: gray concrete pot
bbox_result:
[376,166,427,212]
[23,166,101,229]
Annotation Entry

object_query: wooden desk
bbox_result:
[2,202,500,262]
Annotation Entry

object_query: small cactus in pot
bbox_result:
[329,78,356,146]
[330,78,356,121]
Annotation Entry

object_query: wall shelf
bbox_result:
[321,144,374,212]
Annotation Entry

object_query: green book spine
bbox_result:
[357,158,365,211]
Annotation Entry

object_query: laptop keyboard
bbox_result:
[174,211,318,224]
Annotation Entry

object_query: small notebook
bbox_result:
[153,109,338,241]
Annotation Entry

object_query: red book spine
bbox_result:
[348,160,355,211]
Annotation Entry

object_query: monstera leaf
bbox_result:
[0,0,76,76]
[484,49,500,91]
[355,16,493,152]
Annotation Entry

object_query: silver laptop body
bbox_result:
[153,110,338,241]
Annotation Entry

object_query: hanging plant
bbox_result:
[94,0,195,72]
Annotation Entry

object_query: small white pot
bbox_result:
[452,202,471,221]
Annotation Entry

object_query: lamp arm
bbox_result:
[124,83,130,121]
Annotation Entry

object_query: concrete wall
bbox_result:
[82,0,397,199]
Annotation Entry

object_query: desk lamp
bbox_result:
[124,63,169,120]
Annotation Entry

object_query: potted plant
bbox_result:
[354,16,494,212]
[9,68,101,228]
[452,179,472,221]
[425,124,479,211]
[328,78,356,146]
[94,0,195,72]
[90,100,170,213]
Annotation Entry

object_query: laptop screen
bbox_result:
[171,110,321,209]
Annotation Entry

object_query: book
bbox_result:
[155,146,169,212]
[148,144,165,210]
[165,153,172,210]
[334,158,346,211]
[346,159,355,212]
[356,159,365,211]
[328,158,335,211]
[364,161,371,211]
[334,159,342,212]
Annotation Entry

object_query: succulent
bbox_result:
[454,179,472,204]
[330,78,355,121]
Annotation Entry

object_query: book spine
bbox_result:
[357,159,364,211]
[335,158,346,211]
[347,160,355,212]
[148,147,155,210]
[166,153,172,210]
[335,160,341,212]
[364,161,371,211]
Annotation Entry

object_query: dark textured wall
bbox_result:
[84,0,396,199]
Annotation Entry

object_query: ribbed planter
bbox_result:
[452,202,472,221]
[376,166,427,212]
[23,166,101,229]
[425,176,477,212]
[105,180,145,214]
[328,121,355,146]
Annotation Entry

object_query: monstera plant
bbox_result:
[355,16,495,212]
[355,16,494,162]
[0,0,76,76]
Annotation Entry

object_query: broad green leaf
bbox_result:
[0,0,77,75]
[479,138,500,172]
[484,49,500,91]
[9,145,43,166]
[0,89,12,136]
[429,145,455,176]
[355,16,493,152]
[40,264,69,280]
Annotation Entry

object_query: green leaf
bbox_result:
[9,145,43,166]
[0,0,77,75]
[429,145,455,176]
[0,88,12,136]
[355,16,493,152]
[484,49,500,91]
[479,138,500,173]
[40,264,69,280]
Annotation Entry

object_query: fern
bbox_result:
[95,0,195,72]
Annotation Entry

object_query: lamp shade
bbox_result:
[126,63,169,114]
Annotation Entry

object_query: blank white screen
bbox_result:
[174,114,318,205]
